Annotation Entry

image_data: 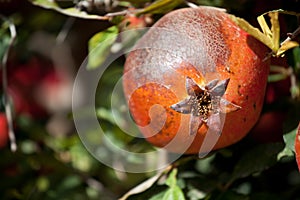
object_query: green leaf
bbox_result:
[96,107,116,124]
[278,127,298,160]
[162,169,185,200]
[284,128,297,152]
[87,26,118,70]
[293,47,300,67]
[230,143,284,182]
[277,147,294,161]
[148,190,168,200]
[0,33,10,61]
[29,0,108,20]
[165,168,178,187]
[137,0,184,15]
[163,186,185,200]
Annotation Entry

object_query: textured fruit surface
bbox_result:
[123,7,270,154]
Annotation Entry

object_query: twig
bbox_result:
[184,1,198,8]
[105,10,129,17]
[0,15,17,152]
[281,25,300,46]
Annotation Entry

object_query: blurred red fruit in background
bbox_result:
[0,113,8,148]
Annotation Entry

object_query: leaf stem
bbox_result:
[281,25,300,46]
[0,15,17,152]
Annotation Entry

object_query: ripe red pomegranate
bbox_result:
[123,7,270,154]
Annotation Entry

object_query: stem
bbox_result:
[270,65,292,75]
[1,15,17,152]
[105,10,129,17]
[281,25,300,46]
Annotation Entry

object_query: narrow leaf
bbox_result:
[137,0,184,15]
[29,0,108,20]
[261,9,300,17]
[269,12,280,52]
[119,167,171,200]
[229,15,274,51]
[277,41,299,57]
[257,15,272,37]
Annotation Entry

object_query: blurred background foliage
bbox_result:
[0,0,300,199]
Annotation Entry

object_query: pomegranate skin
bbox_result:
[123,7,270,154]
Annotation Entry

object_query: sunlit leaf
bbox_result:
[229,15,273,51]
[165,168,177,187]
[162,186,185,200]
[257,14,272,37]
[232,10,300,57]
[29,0,108,20]
[295,122,300,171]
[270,12,280,52]
[163,168,185,200]
[119,167,171,200]
[87,26,118,70]
[277,41,299,57]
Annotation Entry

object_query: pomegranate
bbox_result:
[123,7,270,154]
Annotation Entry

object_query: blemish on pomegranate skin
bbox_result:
[243,117,247,122]
[237,84,242,96]
[253,103,257,110]
[225,65,234,74]
[245,95,249,100]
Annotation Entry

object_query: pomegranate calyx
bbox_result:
[170,77,241,135]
